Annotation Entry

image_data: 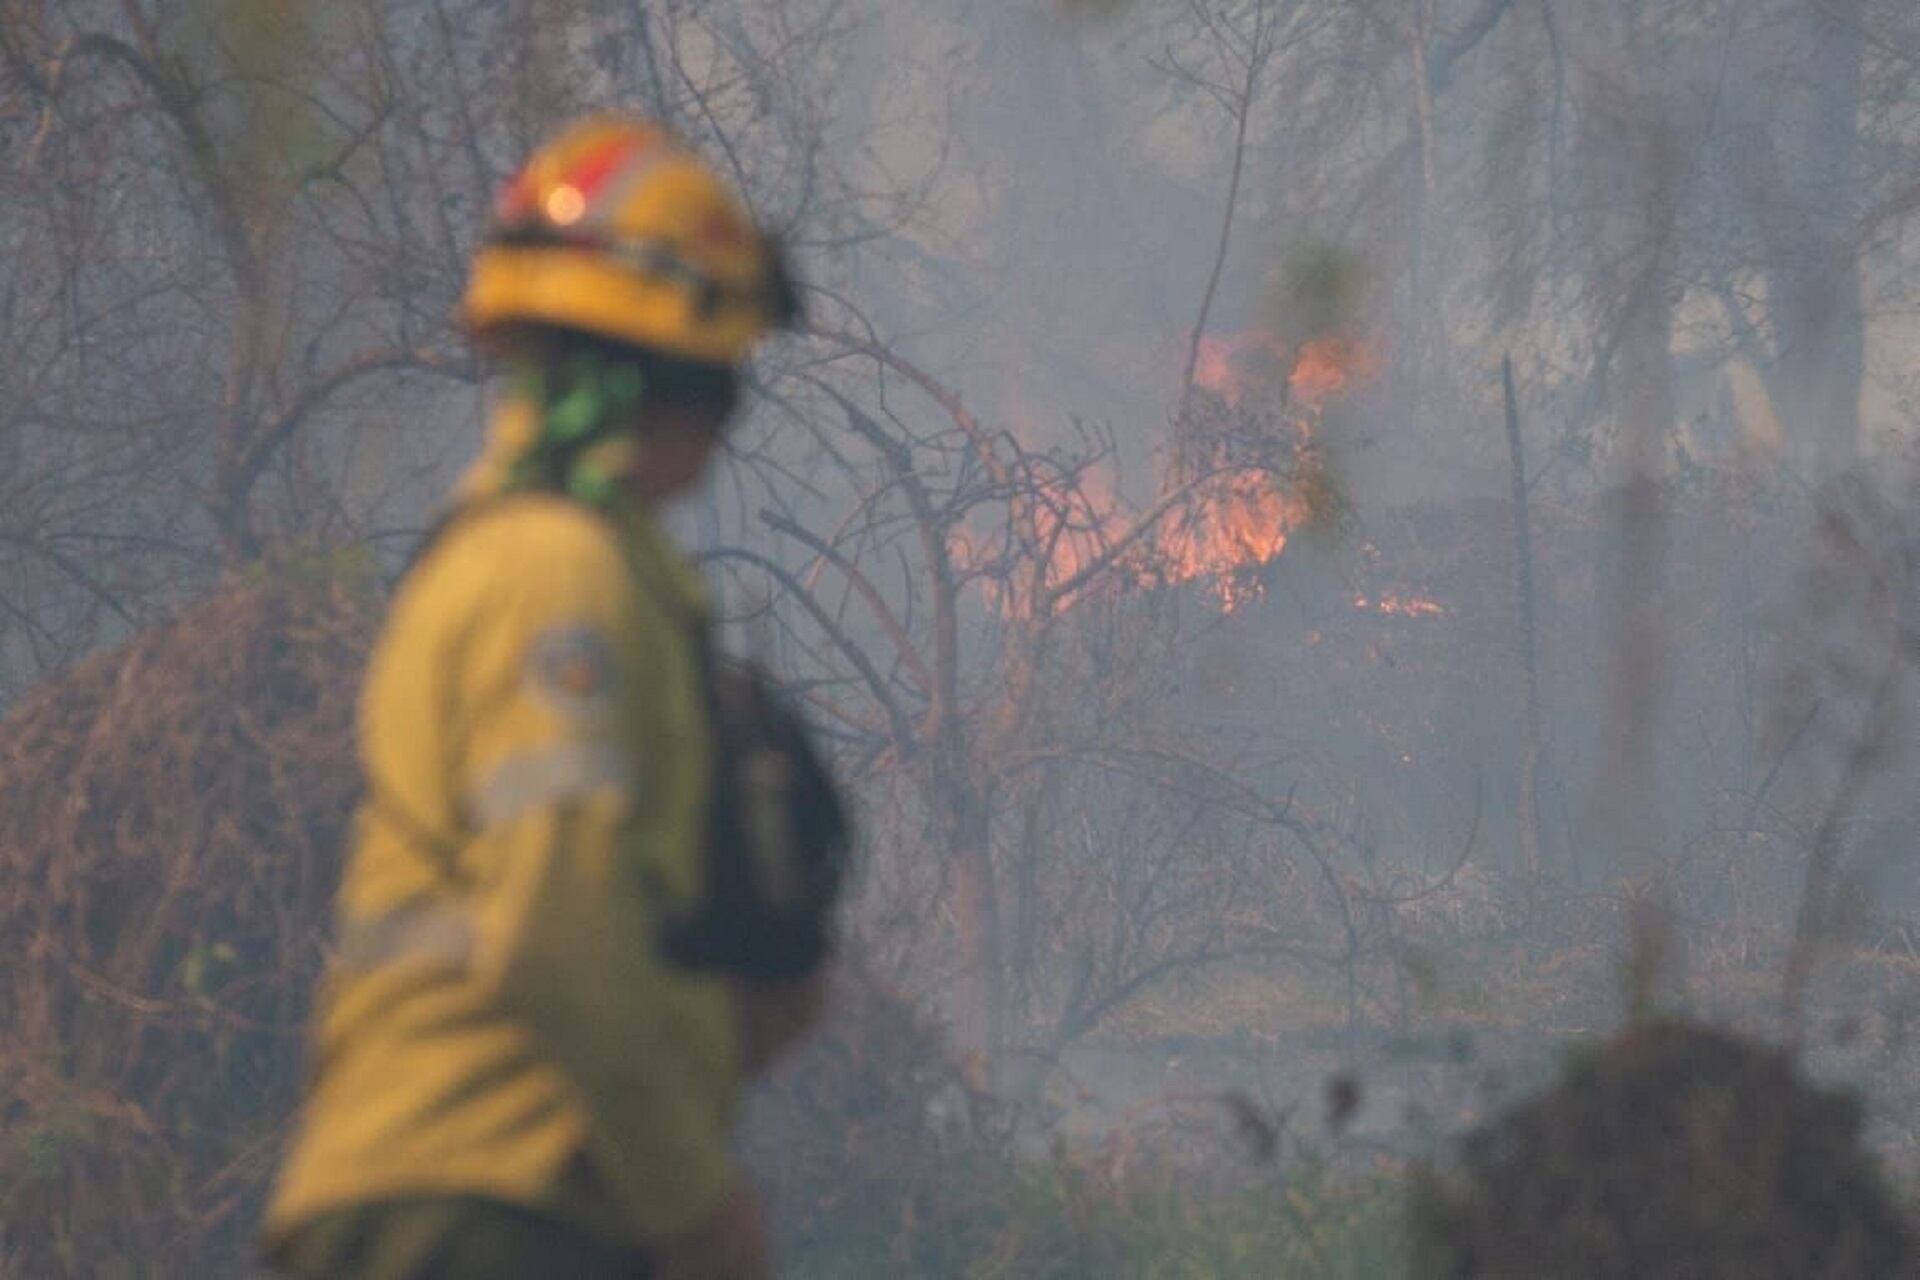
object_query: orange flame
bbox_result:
[961,329,1381,618]
[953,463,1304,618]
[1289,337,1369,409]
[951,468,1128,619]
[1193,331,1372,412]
[1031,467,1124,608]
[1191,330,1289,409]
[1158,467,1306,611]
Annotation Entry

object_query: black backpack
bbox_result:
[659,648,851,981]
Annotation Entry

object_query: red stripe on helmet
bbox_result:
[567,135,650,203]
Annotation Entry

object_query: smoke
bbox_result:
[7,3,1920,1265]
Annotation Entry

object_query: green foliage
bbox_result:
[0,1081,97,1246]
[236,540,386,601]
[785,1155,1410,1280]
[162,0,323,222]
[180,937,241,999]
[15,1112,93,1184]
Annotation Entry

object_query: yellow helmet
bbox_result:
[462,117,799,366]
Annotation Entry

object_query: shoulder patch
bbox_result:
[530,624,619,720]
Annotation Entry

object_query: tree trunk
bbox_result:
[1762,0,1866,478]
[946,779,1001,1087]
[1600,102,1679,878]
[1405,0,1440,407]
[1502,356,1545,898]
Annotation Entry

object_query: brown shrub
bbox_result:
[1415,1019,1920,1279]
[0,565,974,1275]
[0,571,374,1277]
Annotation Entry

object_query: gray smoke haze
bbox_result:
[5,0,1920,1269]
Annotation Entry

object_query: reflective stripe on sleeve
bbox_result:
[335,902,476,974]
[468,741,634,830]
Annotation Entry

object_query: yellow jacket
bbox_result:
[264,483,738,1253]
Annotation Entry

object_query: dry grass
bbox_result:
[744,956,983,1257]
[0,555,1915,1277]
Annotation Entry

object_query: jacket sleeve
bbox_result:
[445,514,734,1241]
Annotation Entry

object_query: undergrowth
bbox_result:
[785,1159,1409,1280]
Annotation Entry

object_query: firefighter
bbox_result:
[262,118,842,1280]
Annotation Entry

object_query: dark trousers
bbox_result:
[270,1197,653,1280]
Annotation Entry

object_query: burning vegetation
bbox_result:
[959,328,1369,619]
[1160,327,1365,610]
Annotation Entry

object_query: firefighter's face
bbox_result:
[627,401,728,503]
